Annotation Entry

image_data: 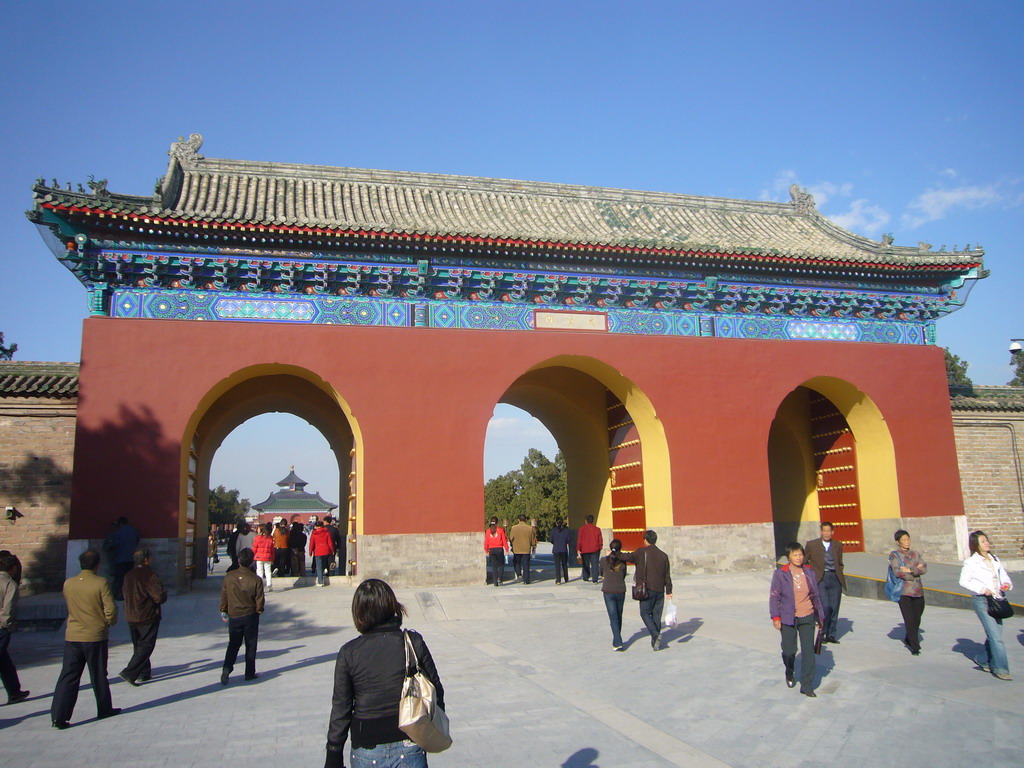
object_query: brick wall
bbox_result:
[952,411,1024,559]
[0,396,76,594]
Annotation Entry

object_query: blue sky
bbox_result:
[2,2,1020,502]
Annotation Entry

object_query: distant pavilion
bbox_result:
[251,467,337,525]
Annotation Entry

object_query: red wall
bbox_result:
[71,316,963,540]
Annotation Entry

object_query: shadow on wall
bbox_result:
[72,405,183,590]
[0,453,71,593]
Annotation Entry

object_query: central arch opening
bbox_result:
[182,367,359,582]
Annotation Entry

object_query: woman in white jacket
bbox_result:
[958,530,1014,681]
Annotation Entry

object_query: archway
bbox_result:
[768,378,899,557]
[181,365,359,580]
[493,356,671,552]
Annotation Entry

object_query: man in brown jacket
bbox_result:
[804,522,847,644]
[51,549,119,728]
[619,530,674,651]
[119,549,167,686]
[219,547,264,685]
[509,515,538,584]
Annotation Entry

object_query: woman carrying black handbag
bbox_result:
[959,530,1014,681]
[325,579,445,768]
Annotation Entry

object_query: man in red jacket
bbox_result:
[576,515,603,583]
[308,520,336,587]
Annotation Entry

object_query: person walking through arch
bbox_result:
[889,529,928,655]
[550,519,572,585]
[577,515,603,584]
[769,542,824,697]
[309,520,336,587]
[509,515,537,584]
[484,517,509,587]
[804,521,846,644]
[219,548,264,685]
[618,530,673,650]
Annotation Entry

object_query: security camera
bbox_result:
[1011,339,1023,355]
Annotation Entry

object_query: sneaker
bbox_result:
[7,690,30,705]
[994,673,1013,681]
[220,671,230,686]
[119,671,139,687]
[978,661,991,673]
[272,568,279,576]
[244,673,259,681]
[801,690,817,698]
[52,720,69,730]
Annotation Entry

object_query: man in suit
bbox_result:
[509,515,538,584]
[619,530,673,651]
[804,521,847,644]
[51,549,120,729]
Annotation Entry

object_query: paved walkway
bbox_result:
[3,564,1023,768]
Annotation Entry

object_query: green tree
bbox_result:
[208,485,251,525]
[944,347,973,388]
[0,332,17,361]
[484,448,568,539]
[1009,352,1024,387]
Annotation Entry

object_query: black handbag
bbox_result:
[631,550,649,601]
[986,595,1014,620]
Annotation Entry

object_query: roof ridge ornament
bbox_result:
[169,133,204,166]
[788,184,815,215]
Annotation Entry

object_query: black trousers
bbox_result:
[223,613,259,678]
[581,551,600,582]
[513,553,531,583]
[488,548,505,585]
[0,627,24,697]
[51,640,114,723]
[122,620,160,682]
[781,614,817,693]
[112,562,133,600]
[553,552,569,583]
[819,571,843,638]
[898,595,925,652]
[274,548,291,575]
[639,590,665,641]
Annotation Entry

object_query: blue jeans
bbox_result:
[603,592,625,646]
[314,555,332,585]
[350,739,427,767]
[971,595,1009,675]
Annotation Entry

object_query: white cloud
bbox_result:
[829,199,891,236]
[760,170,798,201]
[940,168,958,179]
[901,185,1000,229]
[806,181,853,208]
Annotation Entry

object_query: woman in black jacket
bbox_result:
[325,579,444,768]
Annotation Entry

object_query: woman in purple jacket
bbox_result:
[769,542,825,697]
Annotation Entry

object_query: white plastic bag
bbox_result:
[664,601,678,628]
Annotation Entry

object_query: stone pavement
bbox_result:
[3,566,1023,768]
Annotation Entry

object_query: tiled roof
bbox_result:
[252,491,337,511]
[31,134,983,270]
[0,361,79,398]
[949,385,1024,412]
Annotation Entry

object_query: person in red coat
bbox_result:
[484,517,510,587]
[252,524,276,592]
[576,515,603,583]
[308,520,336,587]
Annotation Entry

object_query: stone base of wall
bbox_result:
[66,537,184,593]
[356,532,483,586]
[657,523,776,574]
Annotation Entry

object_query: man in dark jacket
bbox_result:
[550,520,572,584]
[619,530,673,650]
[324,515,345,576]
[804,521,847,644]
[119,549,167,686]
[219,548,264,685]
